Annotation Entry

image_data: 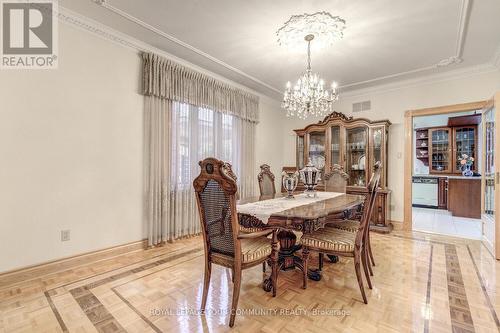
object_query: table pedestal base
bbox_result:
[262,230,326,291]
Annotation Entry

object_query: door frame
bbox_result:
[403,101,486,231]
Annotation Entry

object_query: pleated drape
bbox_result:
[143,53,259,246]
[142,52,259,123]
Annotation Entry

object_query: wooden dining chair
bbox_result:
[324,164,349,193]
[300,164,381,304]
[326,162,382,276]
[258,164,276,196]
[193,158,279,327]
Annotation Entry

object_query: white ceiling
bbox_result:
[60,0,500,99]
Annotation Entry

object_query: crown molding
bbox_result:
[55,6,283,102]
[91,0,281,96]
[339,0,471,90]
[339,61,499,98]
[92,0,473,93]
[61,0,496,103]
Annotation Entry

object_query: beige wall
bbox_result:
[281,69,500,222]
[0,23,145,272]
[0,22,285,272]
[256,97,286,190]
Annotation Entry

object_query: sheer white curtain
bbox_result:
[144,96,172,246]
[143,52,258,246]
[148,101,256,243]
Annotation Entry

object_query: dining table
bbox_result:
[237,191,365,291]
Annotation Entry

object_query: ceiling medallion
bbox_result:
[278,12,345,119]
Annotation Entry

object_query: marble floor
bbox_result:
[0,231,499,332]
[413,207,483,240]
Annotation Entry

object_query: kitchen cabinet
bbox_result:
[416,114,480,175]
[448,178,481,218]
[452,126,478,173]
[429,127,452,173]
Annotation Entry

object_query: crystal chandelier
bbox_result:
[278,12,345,119]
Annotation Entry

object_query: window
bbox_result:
[171,102,239,189]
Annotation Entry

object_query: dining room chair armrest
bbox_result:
[237,229,274,239]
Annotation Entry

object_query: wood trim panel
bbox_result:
[406,101,486,117]
[403,113,413,231]
[438,177,448,209]
[495,92,500,259]
[0,239,148,278]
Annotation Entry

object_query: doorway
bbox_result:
[403,99,500,260]
[411,110,483,239]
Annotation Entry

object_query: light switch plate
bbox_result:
[61,230,70,242]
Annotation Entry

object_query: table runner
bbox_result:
[236,192,342,224]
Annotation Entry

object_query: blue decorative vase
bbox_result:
[462,164,473,177]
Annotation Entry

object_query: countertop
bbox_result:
[413,174,481,180]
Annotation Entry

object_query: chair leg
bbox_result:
[354,253,367,304]
[302,248,309,289]
[231,268,235,283]
[361,248,372,289]
[319,253,324,271]
[367,246,374,277]
[262,262,266,272]
[229,266,242,327]
[368,232,375,267]
[201,261,211,311]
[271,235,279,297]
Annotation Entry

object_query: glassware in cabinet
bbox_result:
[346,126,368,186]
[308,131,326,171]
[429,128,452,173]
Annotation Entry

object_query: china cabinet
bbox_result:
[452,126,478,173]
[292,111,393,233]
[416,114,480,175]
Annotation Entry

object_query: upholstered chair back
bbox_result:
[324,164,349,193]
[258,164,276,196]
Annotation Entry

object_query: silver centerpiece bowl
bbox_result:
[300,158,321,198]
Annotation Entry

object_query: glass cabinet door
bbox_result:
[484,108,495,216]
[330,126,341,166]
[308,131,326,171]
[297,135,305,169]
[370,126,385,186]
[430,128,452,173]
[346,127,368,186]
[453,127,477,172]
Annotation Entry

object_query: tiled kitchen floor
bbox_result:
[412,207,482,239]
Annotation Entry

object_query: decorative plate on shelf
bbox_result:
[315,155,326,169]
[358,155,366,170]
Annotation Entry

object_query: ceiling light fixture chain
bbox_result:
[306,34,312,71]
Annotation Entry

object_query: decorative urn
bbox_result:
[281,171,299,199]
[300,158,321,197]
